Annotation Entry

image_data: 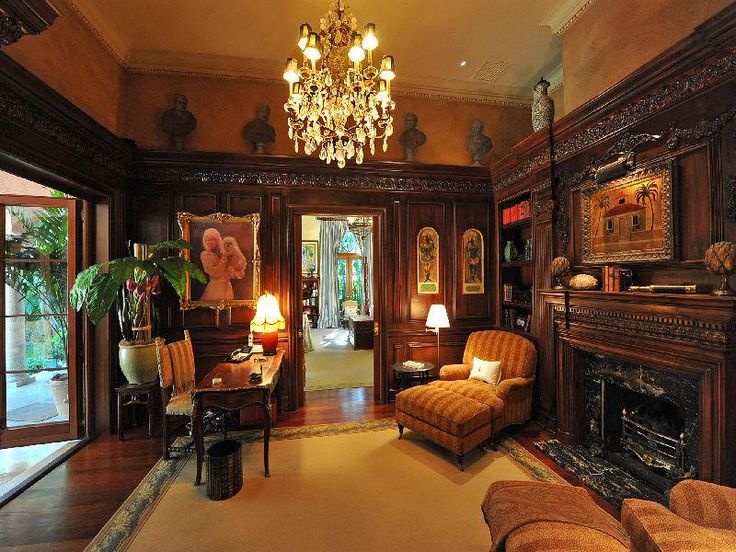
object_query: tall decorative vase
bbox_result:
[531,78,554,132]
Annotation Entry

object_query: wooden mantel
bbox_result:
[540,289,736,486]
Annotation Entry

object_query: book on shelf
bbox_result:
[601,265,632,292]
[502,208,511,225]
[518,200,530,220]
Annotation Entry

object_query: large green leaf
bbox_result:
[107,257,142,285]
[156,256,207,297]
[69,264,102,311]
[85,272,120,325]
[148,239,193,254]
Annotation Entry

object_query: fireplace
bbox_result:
[583,353,698,492]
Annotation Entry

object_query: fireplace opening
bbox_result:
[585,354,699,494]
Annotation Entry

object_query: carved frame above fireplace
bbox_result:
[541,289,736,486]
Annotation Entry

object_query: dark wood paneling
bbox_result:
[677,145,713,261]
[453,201,492,321]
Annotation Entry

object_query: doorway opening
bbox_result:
[300,215,376,396]
[0,171,82,504]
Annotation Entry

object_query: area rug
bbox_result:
[87,419,565,552]
[305,328,373,391]
[535,439,666,508]
[6,402,58,423]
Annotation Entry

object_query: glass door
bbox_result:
[1,195,79,448]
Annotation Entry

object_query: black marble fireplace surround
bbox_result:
[537,290,736,506]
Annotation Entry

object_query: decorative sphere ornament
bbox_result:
[704,241,736,296]
[550,256,571,290]
[569,274,599,290]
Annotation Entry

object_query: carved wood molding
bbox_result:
[494,49,736,191]
[0,0,59,48]
[553,304,733,347]
[134,166,493,194]
[666,105,736,150]
[0,87,127,176]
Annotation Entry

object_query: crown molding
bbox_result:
[546,62,564,92]
[541,0,598,35]
[67,0,127,65]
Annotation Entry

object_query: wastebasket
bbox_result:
[206,439,242,500]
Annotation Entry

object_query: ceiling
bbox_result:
[69,0,588,105]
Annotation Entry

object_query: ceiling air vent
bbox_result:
[472,61,511,83]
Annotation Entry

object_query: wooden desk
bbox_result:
[192,350,283,486]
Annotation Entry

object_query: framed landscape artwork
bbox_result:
[417,226,439,294]
[582,163,674,264]
[302,240,319,276]
[177,212,261,309]
[462,228,484,294]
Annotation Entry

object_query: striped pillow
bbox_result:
[167,337,195,394]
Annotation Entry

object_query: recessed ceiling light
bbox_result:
[459,59,468,67]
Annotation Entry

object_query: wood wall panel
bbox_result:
[677,145,713,261]
[453,201,492,321]
[406,201,446,323]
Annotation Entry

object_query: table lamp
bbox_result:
[425,304,450,369]
[250,292,285,356]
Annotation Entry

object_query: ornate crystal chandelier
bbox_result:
[348,216,373,240]
[283,0,396,168]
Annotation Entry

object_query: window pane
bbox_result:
[338,230,361,255]
[337,259,347,303]
[5,261,68,316]
[5,314,69,427]
[351,258,364,310]
[5,205,68,260]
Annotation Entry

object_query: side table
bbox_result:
[389,361,434,400]
[115,380,158,440]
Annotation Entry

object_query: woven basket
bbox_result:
[206,439,243,500]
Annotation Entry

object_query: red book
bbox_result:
[510,204,519,223]
[613,266,621,292]
[603,266,609,292]
[503,208,510,225]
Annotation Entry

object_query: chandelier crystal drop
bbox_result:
[283,0,396,168]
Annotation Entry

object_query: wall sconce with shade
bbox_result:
[425,304,450,369]
[250,292,285,356]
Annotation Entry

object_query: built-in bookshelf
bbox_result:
[302,277,319,328]
[498,193,534,332]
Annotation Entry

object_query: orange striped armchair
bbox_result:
[622,479,736,551]
[435,329,537,432]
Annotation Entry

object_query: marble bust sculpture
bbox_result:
[399,112,427,162]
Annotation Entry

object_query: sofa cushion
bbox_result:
[395,385,490,437]
[431,379,504,419]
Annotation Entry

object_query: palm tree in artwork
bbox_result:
[635,181,659,230]
[593,196,611,237]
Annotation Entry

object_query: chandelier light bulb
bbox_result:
[379,55,395,81]
[303,33,321,61]
[290,82,303,101]
[348,33,366,63]
[362,23,378,51]
[283,58,299,83]
[375,79,389,103]
[298,23,311,50]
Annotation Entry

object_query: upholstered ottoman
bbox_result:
[395,384,501,470]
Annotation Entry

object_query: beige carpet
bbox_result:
[87,419,565,552]
[305,328,373,391]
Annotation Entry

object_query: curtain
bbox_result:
[361,229,374,316]
[318,219,347,328]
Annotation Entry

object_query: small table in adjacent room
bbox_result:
[348,315,374,350]
[191,350,283,486]
[115,380,158,440]
[389,361,434,399]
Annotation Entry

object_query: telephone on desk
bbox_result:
[227,344,263,363]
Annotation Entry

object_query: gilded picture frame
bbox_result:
[177,212,261,310]
[461,228,484,294]
[417,226,439,295]
[582,163,674,264]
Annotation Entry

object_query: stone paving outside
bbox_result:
[6,369,67,427]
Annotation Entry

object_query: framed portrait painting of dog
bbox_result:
[177,212,261,309]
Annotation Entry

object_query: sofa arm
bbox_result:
[669,479,736,530]
[439,364,470,380]
[495,377,534,401]
[622,498,735,552]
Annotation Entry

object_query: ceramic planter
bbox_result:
[118,340,159,384]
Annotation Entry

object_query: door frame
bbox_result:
[0,194,81,448]
[288,205,388,407]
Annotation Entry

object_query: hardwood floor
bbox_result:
[0,389,615,550]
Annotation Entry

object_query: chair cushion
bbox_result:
[156,336,195,394]
[431,379,504,419]
[165,392,193,416]
[396,385,490,437]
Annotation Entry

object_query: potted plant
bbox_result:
[70,240,206,384]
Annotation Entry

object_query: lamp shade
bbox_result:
[250,292,286,334]
[426,304,449,329]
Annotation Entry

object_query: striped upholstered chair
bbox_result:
[622,479,736,551]
[155,330,196,460]
[395,329,537,470]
